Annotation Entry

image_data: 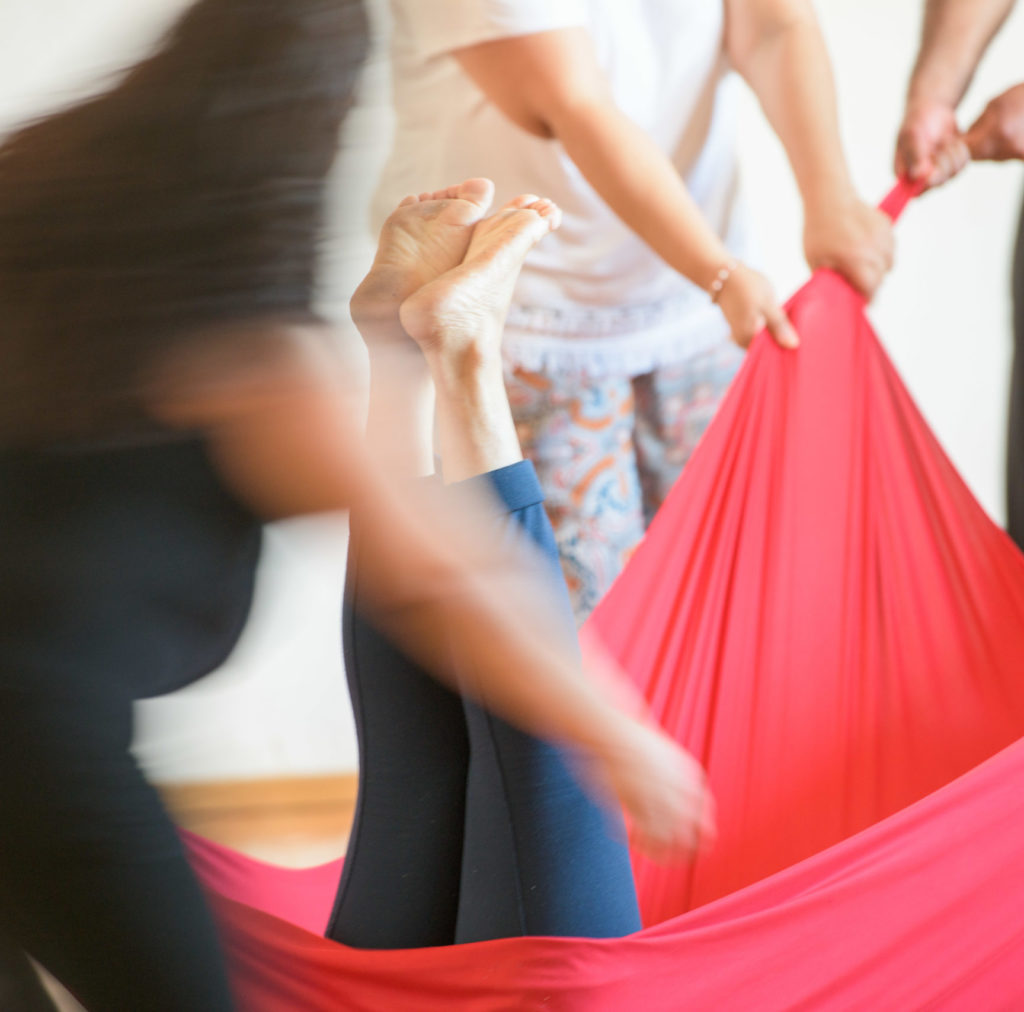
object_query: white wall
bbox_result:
[3,1,1023,782]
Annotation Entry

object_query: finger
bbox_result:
[930,139,970,187]
[897,130,932,182]
[846,257,887,299]
[929,144,957,186]
[766,306,799,349]
[965,111,1000,161]
[883,230,896,271]
[951,138,972,175]
[865,266,886,300]
[893,144,907,180]
[729,322,757,351]
[934,135,971,182]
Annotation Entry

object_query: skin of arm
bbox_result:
[725,0,894,296]
[896,0,1017,185]
[150,323,713,854]
[453,30,798,348]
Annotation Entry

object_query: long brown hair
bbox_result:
[0,0,368,442]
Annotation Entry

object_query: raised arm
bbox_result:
[896,0,1017,186]
[725,0,894,297]
[453,29,798,349]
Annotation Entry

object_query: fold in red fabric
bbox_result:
[589,179,1024,924]
[186,181,1024,1008]
[189,732,1024,1010]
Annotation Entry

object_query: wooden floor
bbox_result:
[42,775,357,1011]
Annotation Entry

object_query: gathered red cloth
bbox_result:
[188,181,1024,1008]
[590,180,1024,923]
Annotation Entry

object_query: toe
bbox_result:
[398,194,419,208]
[528,199,562,230]
[456,178,496,210]
[506,193,541,210]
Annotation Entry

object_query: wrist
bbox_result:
[707,259,739,304]
[800,173,858,223]
[906,66,966,112]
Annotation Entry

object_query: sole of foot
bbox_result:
[398,195,562,359]
[350,178,496,332]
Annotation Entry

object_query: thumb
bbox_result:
[965,110,998,161]
[896,129,932,182]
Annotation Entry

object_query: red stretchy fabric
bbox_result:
[186,181,1024,1008]
[189,736,1024,1011]
[589,179,1024,924]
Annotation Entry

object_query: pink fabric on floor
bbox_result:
[181,832,339,936]
[186,181,1024,1008]
[190,732,1024,1010]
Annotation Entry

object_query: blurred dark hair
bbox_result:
[0,0,368,442]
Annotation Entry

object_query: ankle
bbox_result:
[425,335,503,390]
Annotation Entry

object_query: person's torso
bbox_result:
[0,436,262,698]
[380,0,749,348]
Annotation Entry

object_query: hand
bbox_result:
[894,98,969,189]
[584,717,717,862]
[965,83,1024,162]
[716,262,800,351]
[804,194,895,300]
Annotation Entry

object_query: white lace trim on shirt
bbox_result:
[502,300,732,379]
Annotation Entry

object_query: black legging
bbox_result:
[0,438,261,1011]
[0,687,237,1011]
[327,461,642,948]
[1008,195,1024,549]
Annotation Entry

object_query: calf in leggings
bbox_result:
[0,3,712,1007]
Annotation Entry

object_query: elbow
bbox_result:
[728,10,817,77]
[507,96,595,143]
[540,92,616,149]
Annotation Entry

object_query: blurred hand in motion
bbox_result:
[895,98,970,189]
[804,193,895,300]
[576,629,716,861]
[716,262,800,351]
[587,717,717,862]
[965,83,1024,163]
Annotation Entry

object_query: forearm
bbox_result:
[909,0,1016,107]
[351,473,640,755]
[455,31,740,290]
[731,6,852,212]
[549,101,732,288]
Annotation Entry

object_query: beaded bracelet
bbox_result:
[709,260,738,303]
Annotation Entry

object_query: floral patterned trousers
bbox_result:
[506,342,744,624]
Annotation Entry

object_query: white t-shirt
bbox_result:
[378,0,754,377]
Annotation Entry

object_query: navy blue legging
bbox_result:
[327,461,641,948]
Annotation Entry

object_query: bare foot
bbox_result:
[398,195,562,360]
[351,178,495,333]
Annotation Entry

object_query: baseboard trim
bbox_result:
[158,774,358,853]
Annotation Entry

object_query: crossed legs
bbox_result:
[327,182,641,948]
